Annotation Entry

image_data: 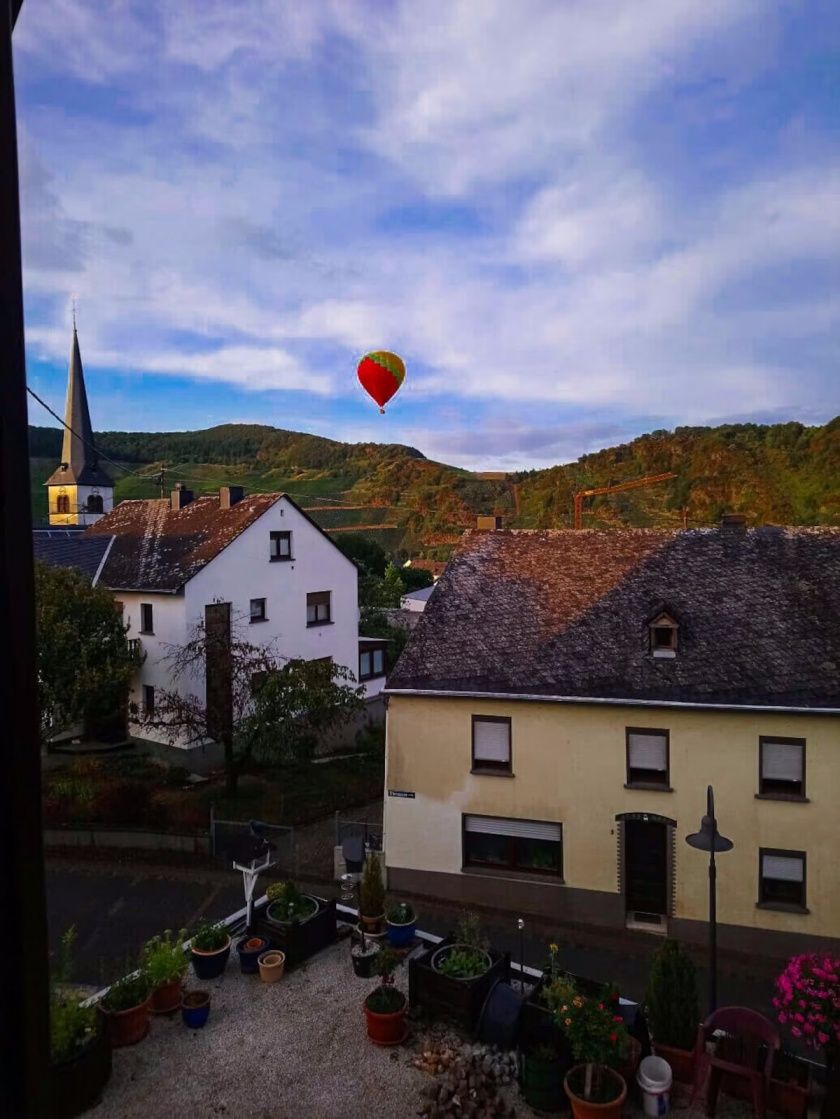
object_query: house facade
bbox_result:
[85,484,379,755]
[384,522,840,959]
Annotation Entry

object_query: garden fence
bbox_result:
[334,812,382,851]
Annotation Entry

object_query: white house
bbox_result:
[84,483,383,757]
[400,584,436,613]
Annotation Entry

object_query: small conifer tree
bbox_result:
[644,938,699,1050]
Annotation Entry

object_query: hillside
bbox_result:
[30,417,840,556]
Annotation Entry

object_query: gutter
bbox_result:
[384,688,840,716]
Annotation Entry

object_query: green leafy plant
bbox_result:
[644,938,699,1051]
[456,909,489,952]
[543,974,579,1017]
[436,945,490,980]
[365,947,405,1014]
[386,901,415,924]
[265,880,317,922]
[100,970,151,1014]
[190,919,230,952]
[142,929,188,987]
[359,852,385,918]
[50,927,98,1063]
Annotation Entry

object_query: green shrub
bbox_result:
[644,938,699,1050]
[50,927,97,1063]
[142,929,188,987]
[100,971,150,1013]
[190,919,229,952]
[359,852,385,918]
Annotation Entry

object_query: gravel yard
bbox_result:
[90,934,761,1119]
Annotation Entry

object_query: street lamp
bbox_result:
[685,785,733,1014]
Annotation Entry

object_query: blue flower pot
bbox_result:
[181,991,210,1029]
[386,918,416,948]
[236,936,268,974]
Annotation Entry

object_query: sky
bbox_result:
[14,0,840,471]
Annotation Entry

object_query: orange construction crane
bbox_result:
[573,472,677,529]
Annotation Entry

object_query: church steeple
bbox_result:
[45,325,114,525]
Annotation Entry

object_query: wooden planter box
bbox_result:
[408,937,510,1033]
[252,895,336,969]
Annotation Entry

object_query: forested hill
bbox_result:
[29,417,840,557]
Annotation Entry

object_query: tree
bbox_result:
[333,533,388,576]
[34,562,140,745]
[143,616,364,794]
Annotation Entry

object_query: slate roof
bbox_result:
[32,529,113,584]
[84,493,282,592]
[388,526,840,709]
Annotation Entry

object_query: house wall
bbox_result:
[48,483,114,526]
[116,496,359,753]
[384,694,840,958]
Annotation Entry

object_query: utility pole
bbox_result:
[1,1,51,1115]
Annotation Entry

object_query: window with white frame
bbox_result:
[463,814,562,876]
[759,737,805,798]
[626,728,670,787]
[471,716,512,774]
[759,849,806,910]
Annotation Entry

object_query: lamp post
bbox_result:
[685,785,733,1015]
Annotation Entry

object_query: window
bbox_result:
[759,737,805,799]
[56,494,70,514]
[759,849,807,911]
[359,646,387,680]
[140,603,154,634]
[649,612,678,657]
[142,685,155,716]
[269,531,292,561]
[626,728,670,788]
[249,597,267,623]
[463,815,562,877]
[306,591,331,625]
[87,493,103,513]
[471,716,512,774]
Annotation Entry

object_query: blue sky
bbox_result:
[14,0,840,470]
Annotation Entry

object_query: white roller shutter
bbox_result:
[628,732,667,771]
[473,719,510,764]
[761,741,803,782]
[464,815,560,841]
[762,854,804,882]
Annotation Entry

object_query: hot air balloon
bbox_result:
[357,351,406,413]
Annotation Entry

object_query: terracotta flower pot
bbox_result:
[564,1065,627,1119]
[258,950,285,983]
[364,991,408,1046]
[98,997,151,1048]
[150,978,183,1014]
[360,912,385,934]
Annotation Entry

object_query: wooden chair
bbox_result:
[692,1006,780,1119]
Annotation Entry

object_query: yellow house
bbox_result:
[384,521,840,960]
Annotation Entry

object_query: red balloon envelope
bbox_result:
[357,351,406,413]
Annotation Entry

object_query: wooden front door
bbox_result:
[624,819,667,917]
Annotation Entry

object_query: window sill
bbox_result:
[624,782,673,792]
[249,617,269,624]
[462,866,564,885]
[269,556,293,563]
[756,901,810,915]
[755,792,809,803]
[139,630,154,636]
[307,620,333,628]
[470,768,514,778]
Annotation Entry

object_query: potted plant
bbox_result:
[559,991,629,1118]
[431,911,492,981]
[364,947,408,1046]
[265,880,319,926]
[359,852,386,934]
[98,970,152,1048]
[645,938,699,1084]
[189,919,231,980]
[774,952,840,1119]
[236,935,269,975]
[49,927,112,1119]
[181,990,211,1029]
[143,929,188,1013]
[386,900,416,948]
[351,924,380,978]
[521,1039,570,1114]
[257,950,286,983]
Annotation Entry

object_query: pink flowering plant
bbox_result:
[773,954,840,1054]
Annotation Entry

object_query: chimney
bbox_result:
[219,485,245,510]
[170,482,194,511]
[476,515,503,531]
[720,513,747,535]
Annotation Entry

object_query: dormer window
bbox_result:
[648,611,679,658]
